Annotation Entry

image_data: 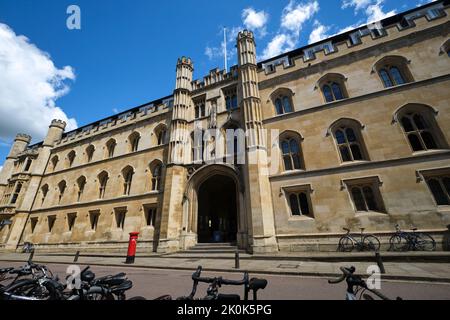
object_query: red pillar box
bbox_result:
[125,232,139,264]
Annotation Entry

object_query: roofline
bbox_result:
[27,94,173,149]
[257,0,449,67]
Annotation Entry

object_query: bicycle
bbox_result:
[177,266,268,301]
[389,225,436,252]
[338,228,381,252]
[328,266,402,300]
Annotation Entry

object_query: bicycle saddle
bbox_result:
[110,280,133,293]
[9,268,32,276]
[412,228,418,231]
[81,270,96,283]
[94,273,127,286]
[343,228,350,232]
[360,228,365,232]
[0,268,13,274]
[249,278,268,291]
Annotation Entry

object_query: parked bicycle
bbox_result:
[177,266,268,301]
[338,228,381,252]
[0,262,143,301]
[328,266,402,300]
[389,225,436,252]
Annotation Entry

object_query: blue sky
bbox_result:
[0,0,435,167]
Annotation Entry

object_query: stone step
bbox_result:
[193,243,237,247]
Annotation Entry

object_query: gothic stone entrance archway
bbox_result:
[181,164,248,250]
[197,175,237,243]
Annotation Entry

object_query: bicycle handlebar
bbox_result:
[192,266,248,286]
[328,266,356,284]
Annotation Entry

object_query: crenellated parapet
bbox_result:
[258,1,449,77]
[50,119,67,130]
[14,134,32,144]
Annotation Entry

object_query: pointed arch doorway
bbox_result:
[197,174,237,243]
[182,164,247,249]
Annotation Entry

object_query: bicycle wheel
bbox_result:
[338,237,354,252]
[363,235,381,252]
[415,233,436,251]
[389,235,409,252]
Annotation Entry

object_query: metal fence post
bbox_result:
[73,251,80,263]
[375,251,386,274]
[235,250,240,269]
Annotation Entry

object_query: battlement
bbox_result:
[191,65,239,92]
[257,0,449,77]
[52,96,173,148]
[177,56,193,68]
[14,134,32,143]
[50,119,67,130]
[238,30,254,40]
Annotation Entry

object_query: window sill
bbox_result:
[281,169,305,175]
[412,149,449,157]
[437,205,450,213]
[355,211,387,217]
[339,160,371,167]
[288,215,315,221]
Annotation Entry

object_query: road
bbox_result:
[2,262,450,300]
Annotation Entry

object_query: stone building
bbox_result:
[1,1,449,253]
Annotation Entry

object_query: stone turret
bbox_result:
[237,30,278,253]
[43,120,66,147]
[169,57,193,163]
[0,134,32,188]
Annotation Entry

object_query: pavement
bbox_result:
[1,251,450,283]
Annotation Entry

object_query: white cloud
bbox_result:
[281,0,320,34]
[342,0,396,23]
[0,165,3,173]
[242,8,269,36]
[261,34,296,60]
[0,23,77,144]
[261,0,319,60]
[308,20,330,44]
[342,0,373,11]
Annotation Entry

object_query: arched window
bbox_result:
[122,166,134,195]
[395,104,446,153]
[154,124,168,146]
[373,56,413,88]
[330,119,368,163]
[106,139,116,158]
[76,176,86,202]
[150,162,162,192]
[129,132,140,153]
[322,82,345,102]
[86,145,95,163]
[317,74,348,103]
[280,132,304,171]
[378,67,406,87]
[41,184,49,205]
[401,113,438,151]
[98,171,109,199]
[50,155,59,171]
[271,88,295,115]
[58,180,67,204]
[67,151,76,168]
